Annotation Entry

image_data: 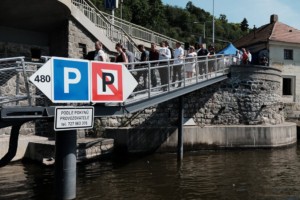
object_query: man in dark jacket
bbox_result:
[197,43,208,75]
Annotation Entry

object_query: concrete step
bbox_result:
[0,135,114,165]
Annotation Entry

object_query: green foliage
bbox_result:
[90,0,246,51]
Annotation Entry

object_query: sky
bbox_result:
[162,0,300,30]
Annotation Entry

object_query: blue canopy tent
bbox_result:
[218,43,239,55]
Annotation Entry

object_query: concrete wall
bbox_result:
[0,135,49,161]
[67,18,97,59]
[105,122,297,153]
[0,17,96,60]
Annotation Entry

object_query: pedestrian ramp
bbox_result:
[0,55,231,125]
[94,54,231,115]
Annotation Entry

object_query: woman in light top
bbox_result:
[185,46,197,79]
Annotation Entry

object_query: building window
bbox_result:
[79,43,87,59]
[283,78,293,95]
[284,49,293,60]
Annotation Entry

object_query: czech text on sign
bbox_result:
[29,57,137,103]
[54,107,94,131]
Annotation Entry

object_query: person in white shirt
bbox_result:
[185,46,197,79]
[247,49,252,64]
[158,41,171,91]
[172,42,184,87]
[85,41,105,61]
[234,50,241,65]
[93,41,105,61]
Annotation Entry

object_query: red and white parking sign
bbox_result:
[91,62,137,102]
[30,57,138,103]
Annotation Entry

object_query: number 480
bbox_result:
[34,75,51,82]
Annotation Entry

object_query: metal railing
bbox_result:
[123,54,231,104]
[71,0,181,51]
[0,55,231,108]
[0,57,34,107]
[71,0,140,55]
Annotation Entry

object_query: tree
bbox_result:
[240,18,249,32]
[219,14,228,23]
[127,0,150,26]
[87,0,246,49]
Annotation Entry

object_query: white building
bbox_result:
[234,14,300,103]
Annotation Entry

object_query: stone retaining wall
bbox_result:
[95,65,285,137]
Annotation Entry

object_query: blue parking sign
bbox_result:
[53,58,90,102]
[105,0,118,10]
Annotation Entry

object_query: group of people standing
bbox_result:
[85,40,217,91]
[234,48,252,65]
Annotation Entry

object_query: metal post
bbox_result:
[212,0,215,45]
[203,22,206,40]
[120,0,123,20]
[177,96,184,161]
[55,130,77,200]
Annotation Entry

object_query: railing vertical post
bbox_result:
[148,62,151,98]
[195,58,199,83]
[20,58,32,106]
[55,130,77,200]
[167,61,170,91]
[183,58,186,87]
[222,54,225,74]
[151,32,155,43]
[206,57,209,79]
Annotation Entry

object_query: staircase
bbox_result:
[70,0,181,56]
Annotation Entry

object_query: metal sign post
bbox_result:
[29,57,137,200]
[177,96,184,161]
[55,130,77,200]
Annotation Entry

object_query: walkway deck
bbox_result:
[0,55,231,126]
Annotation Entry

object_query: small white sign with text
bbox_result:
[54,107,94,131]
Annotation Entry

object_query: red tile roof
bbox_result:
[233,16,300,52]
[269,22,300,44]
[233,23,275,51]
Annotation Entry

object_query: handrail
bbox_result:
[97,8,180,47]
[71,0,181,50]
[122,54,231,105]
[0,57,32,106]
[71,0,139,54]
[0,54,231,108]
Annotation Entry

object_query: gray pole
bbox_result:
[203,22,206,40]
[55,130,77,200]
[120,0,123,20]
[212,0,215,45]
[177,96,184,160]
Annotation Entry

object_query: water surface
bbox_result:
[1,144,300,200]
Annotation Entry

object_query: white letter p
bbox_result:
[64,67,81,93]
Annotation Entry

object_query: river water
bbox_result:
[1,143,300,200]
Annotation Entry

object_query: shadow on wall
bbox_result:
[101,84,218,154]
